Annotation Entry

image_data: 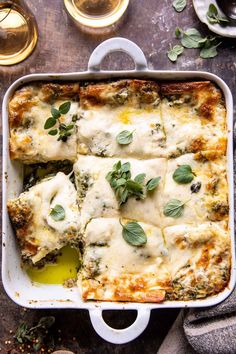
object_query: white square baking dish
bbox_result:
[2,38,236,344]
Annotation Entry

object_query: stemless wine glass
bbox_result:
[0,0,38,65]
[64,0,129,28]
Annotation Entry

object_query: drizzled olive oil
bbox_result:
[26,246,81,285]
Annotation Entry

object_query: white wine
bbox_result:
[0,0,38,65]
[64,0,129,28]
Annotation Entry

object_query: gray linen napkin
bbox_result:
[158,286,236,354]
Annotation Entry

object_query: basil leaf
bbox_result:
[51,107,61,119]
[48,129,58,136]
[200,44,219,59]
[121,221,147,246]
[44,117,56,129]
[146,176,161,191]
[50,204,65,221]
[164,199,185,218]
[173,0,186,12]
[173,165,195,184]
[116,130,133,145]
[59,101,71,114]
[134,173,146,184]
[181,28,203,48]
[167,45,184,62]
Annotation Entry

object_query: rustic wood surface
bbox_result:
[0,0,235,353]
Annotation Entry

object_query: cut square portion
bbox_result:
[77,79,166,158]
[74,155,166,227]
[160,81,227,158]
[7,172,80,264]
[79,218,171,302]
[163,222,231,301]
[9,83,80,163]
[161,153,228,227]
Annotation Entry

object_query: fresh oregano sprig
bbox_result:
[15,316,55,353]
[169,27,222,61]
[106,161,161,206]
[44,101,77,142]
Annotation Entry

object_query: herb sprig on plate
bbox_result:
[207,4,229,25]
[44,101,77,142]
[106,160,161,206]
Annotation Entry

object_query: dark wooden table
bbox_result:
[0,1,235,353]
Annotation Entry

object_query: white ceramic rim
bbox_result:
[2,37,235,344]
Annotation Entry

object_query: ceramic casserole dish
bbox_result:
[2,38,236,344]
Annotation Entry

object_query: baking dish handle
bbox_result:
[88,37,148,72]
[89,308,150,344]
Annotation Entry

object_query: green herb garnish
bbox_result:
[163,199,186,218]
[106,161,160,206]
[50,204,65,221]
[207,4,229,25]
[116,130,134,145]
[173,165,195,184]
[120,220,147,246]
[167,44,184,62]
[173,27,221,60]
[146,177,161,190]
[15,317,55,353]
[44,101,74,142]
[172,0,186,12]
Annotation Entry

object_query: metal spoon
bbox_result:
[216,0,236,20]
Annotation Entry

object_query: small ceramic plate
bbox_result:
[193,0,236,38]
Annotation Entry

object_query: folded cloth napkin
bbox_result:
[158,286,236,354]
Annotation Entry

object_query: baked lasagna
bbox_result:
[7,79,231,302]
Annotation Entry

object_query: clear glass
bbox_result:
[0,0,38,65]
[64,0,129,28]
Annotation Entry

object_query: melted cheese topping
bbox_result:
[7,172,80,263]
[79,218,170,302]
[9,88,78,163]
[74,155,166,228]
[162,153,228,227]
[77,106,166,158]
[161,95,227,157]
[8,80,230,303]
[163,223,230,300]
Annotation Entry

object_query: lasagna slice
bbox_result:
[9,83,80,163]
[73,155,166,228]
[7,172,80,264]
[163,222,231,300]
[77,80,166,158]
[160,81,227,158]
[79,218,171,302]
[161,153,228,227]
